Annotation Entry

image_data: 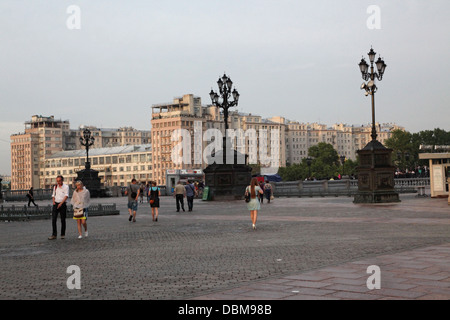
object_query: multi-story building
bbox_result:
[43,144,152,188]
[151,94,287,185]
[10,115,151,190]
[284,122,404,165]
[10,115,70,190]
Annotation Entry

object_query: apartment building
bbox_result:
[43,145,152,188]
[10,115,151,190]
[151,94,288,185]
[284,122,404,165]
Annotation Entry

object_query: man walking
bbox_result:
[174,181,186,212]
[48,175,69,240]
[125,179,140,222]
[185,180,196,212]
[27,187,38,207]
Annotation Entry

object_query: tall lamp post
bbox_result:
[354,47,399,204]
[76,128,102,197]
[204,74,251,200]
[209,74,240,163]
[359,47,387,142]
[80,128,95,169]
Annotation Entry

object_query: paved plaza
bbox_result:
[0,192,449,300]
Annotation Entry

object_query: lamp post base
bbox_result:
[353,140,400,204]
[353,190,400,204]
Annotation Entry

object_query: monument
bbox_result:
[203,74,252,200]
[354,47,399,203]
[76,128,104,198]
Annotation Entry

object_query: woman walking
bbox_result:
[245,177,264,230]
[149,181,161,222]
[71,180,90,239]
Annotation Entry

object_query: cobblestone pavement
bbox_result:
[0,193,448,300]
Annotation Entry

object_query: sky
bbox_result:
[1,0,449,175]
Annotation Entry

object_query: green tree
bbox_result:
[308,142,340,167]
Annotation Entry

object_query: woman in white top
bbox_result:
[71,180,90,239]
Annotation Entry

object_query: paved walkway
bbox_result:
[192,243,450,300]
[0,193,448,300]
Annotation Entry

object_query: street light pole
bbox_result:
[359,47,387,142]
[210,74,240,163]
[80,128,95,170]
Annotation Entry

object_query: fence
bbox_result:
[0,203,120,221]
[273,178,429,198]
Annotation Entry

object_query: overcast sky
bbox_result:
[1,0,449,175]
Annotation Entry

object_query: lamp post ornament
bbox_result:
[209,73,240,131]
[358,47,387,142]
[80,128,95,169]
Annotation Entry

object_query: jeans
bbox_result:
[52,203,67,236]
[187,196,194,211]
[176,194,185,211]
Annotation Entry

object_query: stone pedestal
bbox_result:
[354,140,400,204]
[76,162,104,198]
[203,141,252,201]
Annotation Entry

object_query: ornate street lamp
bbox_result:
[80,128,95,170]
[209,73,240,131]
[354,47,399,204]
[204,74,251,200]
[359,47,387,141]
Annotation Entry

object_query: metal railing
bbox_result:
[0,203,120,221]
[272,178,429,197]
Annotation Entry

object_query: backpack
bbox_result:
[130,185,137,199]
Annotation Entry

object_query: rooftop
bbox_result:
[47,144,152,159]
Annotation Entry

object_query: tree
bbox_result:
[308,143,340,167]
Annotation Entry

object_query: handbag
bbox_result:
[73,207,84,218]
[244,187,251,203]
[150,199,155,204]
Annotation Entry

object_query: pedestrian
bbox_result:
[245,177,264,230]
[71,180,90,239]
[264,180,273,203]
[185,180,196,212]
[139,183,145,203]
[26,187,38,207]
[48,175,69,240]
[174,180,186,212]
[258,180,265,203]
[125,178,140,222]
[149,181,161,222]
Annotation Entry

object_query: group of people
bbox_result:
[125,179,161,223]
[48,175,90,240]
[46,176,275,240]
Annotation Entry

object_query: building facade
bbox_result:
[10,115,151,190]
[43,145,152,188]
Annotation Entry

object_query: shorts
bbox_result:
[128,200,138,211]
